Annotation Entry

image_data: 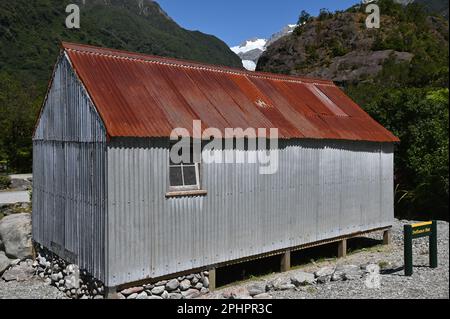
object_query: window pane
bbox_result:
[183,165,197,186]
[169,166,183,186]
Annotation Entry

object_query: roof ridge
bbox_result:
[61,42,336,86]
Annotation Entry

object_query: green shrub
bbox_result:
[0,175,11,189]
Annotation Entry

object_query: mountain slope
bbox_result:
[0,0,241,172]
[257,1,448,87]
[0,0,242,88]
[231,24,297,71]
[415,0,449,19]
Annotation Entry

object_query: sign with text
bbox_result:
[404,221,438,276]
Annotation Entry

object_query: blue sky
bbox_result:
[157,0,360,46]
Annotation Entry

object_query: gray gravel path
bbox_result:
[0,191,30,204]
[0,278,67,299]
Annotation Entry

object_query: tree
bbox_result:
[298,10,312,25]
[0,72,39,173]
[348,85,449,221]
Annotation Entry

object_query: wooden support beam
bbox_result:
[208,268,216,292]
[280,250,291,272]
[105,286,118,299]
[383,229,392,245]
[337,239,347,258]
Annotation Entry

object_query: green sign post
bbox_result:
[404,221,438,276]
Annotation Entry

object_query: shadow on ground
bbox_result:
[216,237,383,288]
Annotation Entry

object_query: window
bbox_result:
[168,139,203,194]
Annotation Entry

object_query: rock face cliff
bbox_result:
[257,2,448,85]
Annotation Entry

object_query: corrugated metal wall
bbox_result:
[106,138,394,286]
[33,54,107,281]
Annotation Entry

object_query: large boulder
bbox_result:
[291,271,316,286]
[247,282,266,296]
[0,251,11,274]
[1,259,34,282]
[0,213,32,259]
[332,264,363,281]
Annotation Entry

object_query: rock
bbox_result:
[314,266,335,284]
[155,280,168,286]
[195,282,203,290]
[316,276,329,284]
[0,251,11,275]
[151,285,165,295]
[291,272,315,286]
[314,266,335,278]
[10,259,20,266]
[331,265,362,282]
[191,276,199,285]
[364,264,381,274]
[2,262,34,282]
[94,295,104,299]
[148,295,163,299]
[200,287,209,295]
[51,272,63,282]
[181,288,201,299]
[121,286,144,295]
[180,279,191,291]
[136,292,149,299]
[267,277,295,291]
[143,283,154,290]
[222,291,234,299]
[202,276,210,288]
[0,213,32,259]
[165,278,179,291]
[161,290,169,299]
[168,292,183,299]
[186,274,194,280]
[247,283,266,296]
[253,293,273,299]
[343,265,363,281]
[0,238,3,250]
[127,293,138,299]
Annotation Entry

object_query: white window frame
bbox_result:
[168,161,201,192]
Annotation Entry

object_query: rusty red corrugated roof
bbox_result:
[61,42,399,142]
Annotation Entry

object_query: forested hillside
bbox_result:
[0,0,241,172]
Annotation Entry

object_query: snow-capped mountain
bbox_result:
[231,24,297,71]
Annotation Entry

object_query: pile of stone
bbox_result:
[33,247,104,299]
[222,264,376,299]
[116,271,210,299]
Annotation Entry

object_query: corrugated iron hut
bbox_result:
[33,42,399,293]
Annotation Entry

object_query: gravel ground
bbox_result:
[207,219,449,299]
[0,278,67,299]
[0,219,447,299]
